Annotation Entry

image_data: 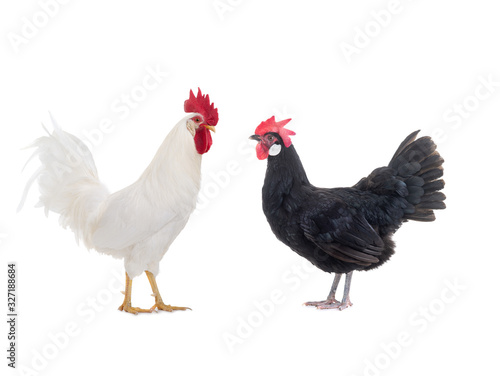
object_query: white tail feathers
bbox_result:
[19,115,109,248]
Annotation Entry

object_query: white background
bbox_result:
[1,1,499,375]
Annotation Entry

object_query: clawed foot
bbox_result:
[318,300,352,310]
[304,299,340,307]
[306,272,354,311]
[304,298,352,311]
[118,303,153,315]
[118,301,191,314]
[150,302,191,312]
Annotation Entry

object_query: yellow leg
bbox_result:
[145,270,191,312]
[118,272,153,314]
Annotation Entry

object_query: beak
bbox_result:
[203,124,216,133]
[249,134,261,142]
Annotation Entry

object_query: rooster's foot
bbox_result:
[118,303,153,315]
[150,302,191,312]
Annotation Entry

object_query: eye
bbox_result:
[267,135,274,142]
[194,117,201,123]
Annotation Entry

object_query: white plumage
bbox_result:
[24,114,202,275]
[21,108,214,313]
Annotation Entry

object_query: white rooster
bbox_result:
[20,88,218,314]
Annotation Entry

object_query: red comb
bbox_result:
[255,116,295,147]
[184,88,219,126]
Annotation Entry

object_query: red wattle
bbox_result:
[194,127,212,154]
[256,143,269,160]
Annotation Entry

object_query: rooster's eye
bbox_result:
[194,118,200,122]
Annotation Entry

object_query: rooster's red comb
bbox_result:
[255,116,295,148]
[184,88,219,126]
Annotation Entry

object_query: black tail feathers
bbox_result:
[389,130,446,222]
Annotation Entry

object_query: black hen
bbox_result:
[250,117,445,310]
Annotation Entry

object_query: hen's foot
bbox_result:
[150,302,191,312]
[304,299,340,307]
[118,303,153,315]
[316,299,353,311]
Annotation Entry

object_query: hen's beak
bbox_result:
[249,134,261,142]
[203,124,216,133]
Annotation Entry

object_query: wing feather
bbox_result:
[91,186,179,250]
[300,200,384,266]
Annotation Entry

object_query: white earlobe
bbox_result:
[186,121,196,137]
[269,143,282,156]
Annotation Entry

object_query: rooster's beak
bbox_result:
[203,124,216,133]
[249,134,261,142]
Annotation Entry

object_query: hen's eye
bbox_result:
[195,118,200,122]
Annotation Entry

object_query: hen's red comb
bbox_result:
[184,88,219,126]
[255,116,295,147]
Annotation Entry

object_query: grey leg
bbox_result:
[327,273,342,300]
[314,272,354,310]
[337,271,353,310]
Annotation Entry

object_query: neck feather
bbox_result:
[138,116,202,210]
[263,144,309,214]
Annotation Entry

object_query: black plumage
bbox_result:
[255,129,445,310]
